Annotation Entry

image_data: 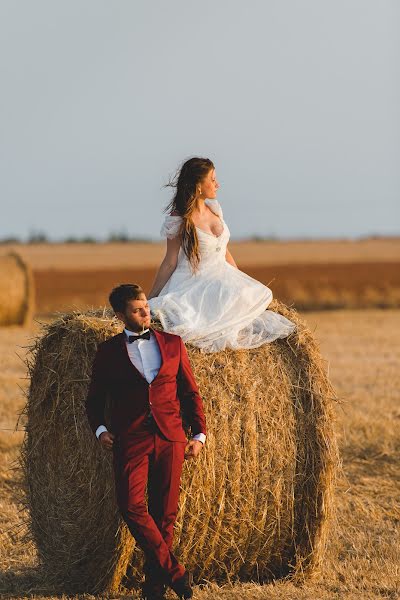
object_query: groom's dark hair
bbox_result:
[109,283,145,313]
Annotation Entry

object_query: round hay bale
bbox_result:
[19,301,340,594]
[0,251,34,326]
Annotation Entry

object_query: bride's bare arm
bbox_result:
[148,236,181,298]
[226,246,238,268]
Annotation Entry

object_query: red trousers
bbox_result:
[113,428,186,584]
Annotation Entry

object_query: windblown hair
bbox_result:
[108,284,145,313]
[164,157,215,272]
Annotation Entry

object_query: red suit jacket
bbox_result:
[85,329,206,443]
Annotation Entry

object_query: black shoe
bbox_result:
[170,570,193,599]
[142,578,166,600]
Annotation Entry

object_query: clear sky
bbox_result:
[1,0,399,241]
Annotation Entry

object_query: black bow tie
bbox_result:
[127,330,151,343]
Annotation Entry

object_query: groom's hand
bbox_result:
[184,439,203,460]
[99,431,115,451]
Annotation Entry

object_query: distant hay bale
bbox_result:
[0,251,34,326]
[19,301,340,594]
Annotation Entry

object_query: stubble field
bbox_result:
[0,309,399,599]
[3,237,400,313]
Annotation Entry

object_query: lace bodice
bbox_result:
[160,199,224,238]
[160,200,229,269]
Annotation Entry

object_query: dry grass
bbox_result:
[0,252,34,327]
[0,310,399,599]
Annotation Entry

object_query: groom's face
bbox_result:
[117,294,151,332]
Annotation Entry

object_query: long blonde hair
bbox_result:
[164,157,215,273]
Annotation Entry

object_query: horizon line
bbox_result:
[1,233,400,245]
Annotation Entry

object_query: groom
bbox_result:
[85,283,206,600]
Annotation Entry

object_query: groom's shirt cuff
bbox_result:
[96,425,108,439]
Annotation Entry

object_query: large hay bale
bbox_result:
[0,251,34,326]
[19,301,340,594]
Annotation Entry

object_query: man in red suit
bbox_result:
[85,284,206,600]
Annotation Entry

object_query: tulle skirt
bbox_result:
[148,260,296,353]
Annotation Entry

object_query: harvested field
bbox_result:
[34,261,400,314]
[1,238,398,314]
[3,237,400,270]
[0,309,399,599]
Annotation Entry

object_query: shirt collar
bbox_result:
[124,327,151,338]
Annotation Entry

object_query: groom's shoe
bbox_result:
[170,570,193,599]
[142,558,167,599]
[141,577,166,600]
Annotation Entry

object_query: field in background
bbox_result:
[32,261,400,314]
[0,310,399,599]
[3,237,400,269]
[2,237,400,314]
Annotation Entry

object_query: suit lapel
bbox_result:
[116,332,146,381]
[151,328,165,381]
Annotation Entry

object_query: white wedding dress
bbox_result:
[148,200,296,353]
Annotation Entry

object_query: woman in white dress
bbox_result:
[148,157,295,353]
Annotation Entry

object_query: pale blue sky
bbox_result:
[1,0,399,240]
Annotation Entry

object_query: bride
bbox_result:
[148,157,296,353]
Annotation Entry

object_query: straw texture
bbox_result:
[0,251,34,326]
[19,301,340,594]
